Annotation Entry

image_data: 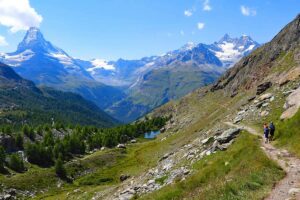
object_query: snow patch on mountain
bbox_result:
[0,50,35,66]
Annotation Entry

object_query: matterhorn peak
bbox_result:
[16,27,59,54]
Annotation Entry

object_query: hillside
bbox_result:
[0,11,299,200]
[0,62,118,127]
[0,29,259,123]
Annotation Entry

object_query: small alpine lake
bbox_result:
[144,130,161,139]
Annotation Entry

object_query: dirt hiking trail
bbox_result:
[225,122,300,200]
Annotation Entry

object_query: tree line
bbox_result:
[0,116,169,178]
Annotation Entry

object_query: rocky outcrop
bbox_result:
[256,82,272,95]
[216,128,240,144]
[281,86,300,119]
[210,14,300,95]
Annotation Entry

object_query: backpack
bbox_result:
[270,123,275,130]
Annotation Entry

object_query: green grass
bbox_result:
[155,175,168,185]
[140,132,284,200]
[274,109,300,157]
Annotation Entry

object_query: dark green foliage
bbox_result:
[8,153,25,172]
[25,142,53,167]
[0,146,6,170]
[15,133,24,150]
[9,117,168,169]
[22,125,35,141]
[55,154,66,179]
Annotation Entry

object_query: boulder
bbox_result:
[120,174,130,182]
[261,111,269,117]
[281,86,300,119]
[216,128,240,144]
[201,137,214,145]
[117,144,126,149]
[248,96,256,102]
[233,116,243,124]
[0,135,16,153]
[130,139,137,143]
[256,82,272,95]
[258,93,273,101]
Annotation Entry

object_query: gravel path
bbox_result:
[225,122,300,200]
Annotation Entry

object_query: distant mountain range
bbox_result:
[0,28,260,122]
[0,62,118,127]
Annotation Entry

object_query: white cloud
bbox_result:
[0,0,43,32]
[0,35,8,46]
[240,5,256,16]
[184,10,193,17]
[180,30,185,36]
[197,22,205,30]
[203,0,212,11]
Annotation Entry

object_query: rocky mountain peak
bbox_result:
[16,27,60,54]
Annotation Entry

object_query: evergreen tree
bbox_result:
[55,153,66,179]
[8,154,25,172]
[15,133,24,150]
[0,146,6,171]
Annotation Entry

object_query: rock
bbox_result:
[248,96,256,102]
[206,151,211,156]
[0,135,17,153]
[162,163,172,171]
[201,137,214,145]
[130,139,137,143]
[258,93,273,101]
[3,194,12,200]
[233,116,243,124]
[160,127,166,133]
[120,174,130,182]
[283,90,295,96]
[261,111,269,117]
[270,96,275,102]
[117,144,126,149]
[237,110,246,115]
[216,128,240,144]
[262,102,269,107]
[148,180,155,185]
[278,67,300,86]
[256,82,272,95]
[288,188,300,196]
[281,86,300,119]
[100,147,106,151]
[183,169,190,175]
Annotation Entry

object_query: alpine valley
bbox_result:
[0,1,300,200]
[0,28,259,122]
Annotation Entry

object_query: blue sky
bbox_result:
[0,0,299,60]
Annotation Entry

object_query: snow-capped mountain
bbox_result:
[0,28,260,123]
[0,27,92,84]
[208,34,260,67]
[0,27,125,112]
[83,34,259,88]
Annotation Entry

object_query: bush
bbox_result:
[0,146,6,171]
[8,154,25,172]
[55,154,66,179]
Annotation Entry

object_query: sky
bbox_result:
[0,0,299,60]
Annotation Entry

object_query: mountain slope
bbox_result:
[0,28,260,123]
[107,44,225,122]
[211,14,300,95]
[0,27,125,111]
[0,62,118,127]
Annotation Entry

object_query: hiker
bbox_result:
[263,123,270,143]
[269,122,275,141]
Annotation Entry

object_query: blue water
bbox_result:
[144,130,161,139]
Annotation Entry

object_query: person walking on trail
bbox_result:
[263,123,270,143]
[269,122,275,141]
